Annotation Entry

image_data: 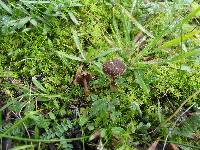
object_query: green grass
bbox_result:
[0,0,200,149]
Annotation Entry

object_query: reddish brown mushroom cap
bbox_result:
[74,71,92,96]
[103,59,125,77]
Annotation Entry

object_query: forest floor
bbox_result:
[0,0,200,150]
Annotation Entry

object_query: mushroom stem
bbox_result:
[83,78,89,96]
[111,76,115,84]
[111,76,117,91]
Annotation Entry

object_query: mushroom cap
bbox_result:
[75,71,92,86]
[103,59,125,77]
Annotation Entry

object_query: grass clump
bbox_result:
[1,0,200,149]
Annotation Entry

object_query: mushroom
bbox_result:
[103,59,125,89]
[74,68,92,96]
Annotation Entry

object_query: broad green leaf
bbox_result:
[22,28,31,32]
[131,102,142,117]
[32,76,47,93]
[180,65,193,73]
[89,130,100,141]
[191,2,200,17]
[48,112,56,120]
[10,145,35,150]
[160,30,200,49]
[16,17,31,29]
[68,11,80,25]
[56,51,83,62]
[116,145,127,150]
[30,19,37,26]
[0,0,12,14]
[72,29,85,60]
[100,128,107,138]
[79,116,88,126]
[53,100,59,109]
[134,70,150,95]
[0,71,17,78]
[111,127,125,135]
[34,126,39,139]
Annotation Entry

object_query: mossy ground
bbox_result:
[0,0,200,149]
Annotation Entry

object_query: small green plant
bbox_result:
[0,0,82,33]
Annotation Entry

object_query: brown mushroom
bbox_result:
[74,69,92,96]
[103,58,125,89]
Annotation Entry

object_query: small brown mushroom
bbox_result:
[103,58,125,89]
[74,69,92,96]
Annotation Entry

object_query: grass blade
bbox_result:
[0,134,89,143]
[72,29,86,60]
[56,51,83,62]
[112,16,122,48]
[121,10,131,45]
[32,76,47,93]
[176,5,200,29]
[121,6,154,38]
[166,50,200,63]
[0,0,12,14]
[160,30,200,49]
[30,93,65,100]
[134,70,150,95]
[135,5,200,61]
[10,145,35,150]
[20,0,51,4]
[68,11,80,25]
[93,48,120,60]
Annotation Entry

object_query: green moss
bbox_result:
[1,0,200,149]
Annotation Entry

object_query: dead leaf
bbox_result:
[147,140,159,150]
